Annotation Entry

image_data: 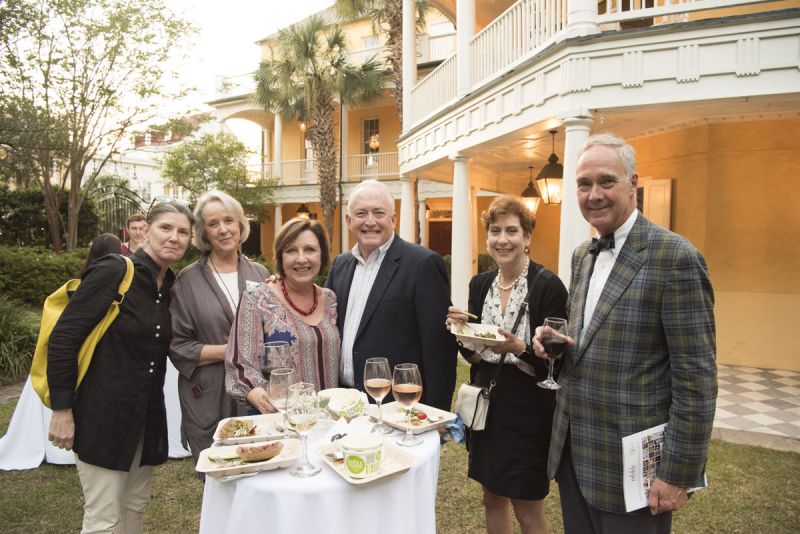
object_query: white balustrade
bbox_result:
[348,45,387,65]
[247,153,398,186]
[409,54,457,125]
[597,0,750,24]
[346,152,399,181]
[429,34,456,62]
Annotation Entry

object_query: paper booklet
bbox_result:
[621,423,707,512]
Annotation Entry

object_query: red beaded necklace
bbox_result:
[281,279,318,316]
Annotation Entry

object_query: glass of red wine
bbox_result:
[537,317,568,390]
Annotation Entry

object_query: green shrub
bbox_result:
[0,296,39,384]
[0,246,86,306]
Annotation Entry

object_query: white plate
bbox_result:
[369,402,457,435]
[212,414,287,445]
[196,439,301,478]
[317,439,416,485]
[449,322,504,347]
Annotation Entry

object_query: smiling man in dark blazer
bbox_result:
[326,179,457,411]
[534,134,717,533]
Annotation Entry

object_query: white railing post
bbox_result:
[557,111,594,285]
[418,199,428,247]
[274,204,283,239]
[457,0,476,96]
[402,0,417,130]
[564,0,600,39]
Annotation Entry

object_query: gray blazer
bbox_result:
[169,254,268,462]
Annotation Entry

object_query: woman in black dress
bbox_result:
[447,195,567,534]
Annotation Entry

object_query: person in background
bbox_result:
[325,180,457,411]
[47,201,194,534]
[533,133,716,533]
[169,190,268,470]
[447,195,567,534]
[78,233,122,277]
[121,213,147,255]
[225,217,339,412]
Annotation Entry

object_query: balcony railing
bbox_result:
[406,0,771,128]
[409,54,457,126]
[246,152,399,186]
[470,0,567,88]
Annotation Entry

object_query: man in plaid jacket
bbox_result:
[534,133,716,533]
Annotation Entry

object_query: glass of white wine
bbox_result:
[364,357,393,434]
[287,382,321,478]
[269,368,296,438]
[392,363,423,447]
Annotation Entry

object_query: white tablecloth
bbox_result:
[199,422,441,534]
[0,360,190,470]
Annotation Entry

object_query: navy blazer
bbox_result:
[326,236,458,410]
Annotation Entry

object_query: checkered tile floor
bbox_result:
[714,365,800,438]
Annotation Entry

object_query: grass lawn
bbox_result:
[1,363,799,533]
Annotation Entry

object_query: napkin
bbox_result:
[322,415,379,443]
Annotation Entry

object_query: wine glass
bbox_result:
[537,317,568,390]
[261,340,292,379]
[287,382,321,478]
[364,357,393,434]
[392,363,423,447]
[269,367,296,437]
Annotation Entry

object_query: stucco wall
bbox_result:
[634,119,800,371]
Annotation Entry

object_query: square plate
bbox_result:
[317,439,416,485]
[196,439,301,478]
[212,414,287,445]
[369,402,457,435]
[449,322,504,347]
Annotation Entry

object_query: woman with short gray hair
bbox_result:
[169,190,268,471]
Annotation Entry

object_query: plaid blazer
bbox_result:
[548,213,717,513]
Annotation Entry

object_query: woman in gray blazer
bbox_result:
[169,191,268,469]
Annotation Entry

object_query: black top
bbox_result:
[47,249,175,471]
[463,260,568,379]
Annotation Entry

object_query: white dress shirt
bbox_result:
[339,234,395,386]
[582,209,639,338]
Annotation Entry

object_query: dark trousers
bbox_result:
[556,438,672,534]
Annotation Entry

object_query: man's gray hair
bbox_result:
[577,133,637,180]
[192,190,250,253]
[347,179,395,214]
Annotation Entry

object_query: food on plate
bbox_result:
[396,407,430,426]
[474,331,499,340]
[218,418,257,439]
[236,441,284,463]
[320,388,364,420]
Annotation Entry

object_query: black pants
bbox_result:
[556,438,672,534]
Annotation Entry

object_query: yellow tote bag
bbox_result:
[30,255,134,408]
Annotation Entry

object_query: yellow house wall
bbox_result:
[346,103,400,157]
[633,119,800,371]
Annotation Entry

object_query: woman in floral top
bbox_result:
[225,218,339,413]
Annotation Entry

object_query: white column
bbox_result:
[399,175,416,242]
[564,0,600,39]
[456,0,476,97]
[273,114,283,179]
[274,204,283,236]
[339,102,349,181]
[418,199,428,248]
[402,0,417,130]
[450,156,473,309]
[557,112,595,285]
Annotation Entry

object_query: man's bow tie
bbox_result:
[589,234,615,256]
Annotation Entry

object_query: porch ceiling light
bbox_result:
[521,166,541,215]
[296,203,311,218]
[536,130,563,205]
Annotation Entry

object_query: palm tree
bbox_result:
[255,15,386,241]
[334,0,428,127]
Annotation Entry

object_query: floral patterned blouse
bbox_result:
[474,264,538,377]
[225,283,340,401]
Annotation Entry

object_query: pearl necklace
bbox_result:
[281,279,318,316]
[497,264,529,291]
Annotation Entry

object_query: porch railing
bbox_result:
[406,0,770,128]
[470,0,567,89]
[408,54,457,125]
[246,152,399,186]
